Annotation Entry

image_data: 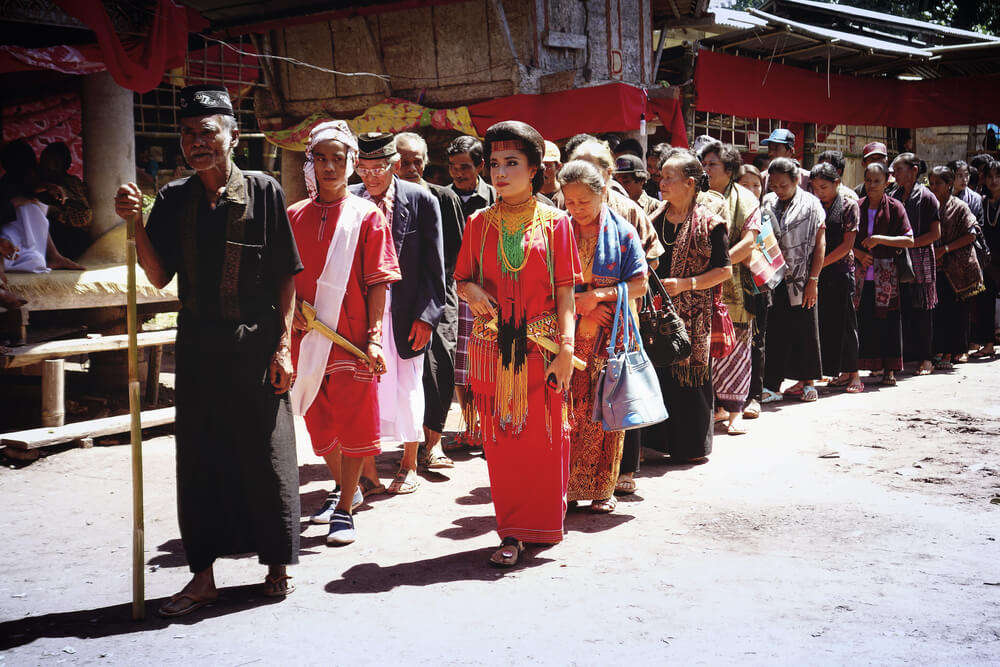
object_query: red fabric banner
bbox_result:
[695,49,1000,128]
[468,83,687,144]
[2,94,84,178]
[52,0,191,93]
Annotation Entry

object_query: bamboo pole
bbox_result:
[126,213,145,621]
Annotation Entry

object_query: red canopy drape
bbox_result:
[695,49,1000,128]
[468,83,687,145]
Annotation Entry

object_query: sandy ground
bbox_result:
[1,358,998,665]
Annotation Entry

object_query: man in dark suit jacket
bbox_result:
[395,132,464,469]
[350,132,445,496]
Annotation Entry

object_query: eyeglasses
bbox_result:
[356,164,392,177]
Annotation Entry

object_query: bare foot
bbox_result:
[48,255,85,271]
[157,569,218,617]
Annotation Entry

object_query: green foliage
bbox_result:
[732,0,997,35]
[141,194,155,218]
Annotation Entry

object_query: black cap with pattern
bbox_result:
[357,132,397,160]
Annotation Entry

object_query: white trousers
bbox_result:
[378,290,425,443]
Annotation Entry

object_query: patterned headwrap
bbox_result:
[303,120,358,199]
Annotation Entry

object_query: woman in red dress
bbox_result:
[455,121,582,567]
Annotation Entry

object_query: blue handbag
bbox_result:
[591,283,669,432]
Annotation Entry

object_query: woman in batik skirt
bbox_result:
[558,159,646,514]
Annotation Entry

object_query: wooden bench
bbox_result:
[1,406,175,451]
[0,329,176,431]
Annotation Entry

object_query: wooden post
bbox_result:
[144,346,162,407]
[41,359,65,427]
[126,213,145,621]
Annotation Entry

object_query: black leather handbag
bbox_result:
[638,272,691,367]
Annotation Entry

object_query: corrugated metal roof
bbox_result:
[711,7,767,30]
[767,0,999,44]
[748,8,933,56]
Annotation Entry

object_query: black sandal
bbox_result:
[488,537,524,567]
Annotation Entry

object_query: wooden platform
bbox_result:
[0,330,177,369]
[1,407,175,450]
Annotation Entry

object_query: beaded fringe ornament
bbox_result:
[466,199,560,442]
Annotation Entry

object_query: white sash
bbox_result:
[290,196,366,415]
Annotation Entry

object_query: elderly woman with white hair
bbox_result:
[558,159,647,512]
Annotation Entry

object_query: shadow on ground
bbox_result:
[0,584,286,651]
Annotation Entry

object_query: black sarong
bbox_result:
[763,281,822,390]
[818,270,859,376]
[175,311,299,572]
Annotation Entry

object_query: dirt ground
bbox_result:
[1,357,998,665]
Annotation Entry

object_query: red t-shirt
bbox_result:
[288,194,401,370]
[454,202,583,321]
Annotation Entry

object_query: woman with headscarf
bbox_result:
[455,121,583,567]
[759,158,826,404]
[558,159,647,512]
[928,165,984,368]
[853,163,914,386]
[643,148,732,462]
[698,140,761,434]
[288,121,401,546]
[810,162,863,394]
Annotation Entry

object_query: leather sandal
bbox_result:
[489,537,524,567]
[157,591,218,618]
[263,573,295,597]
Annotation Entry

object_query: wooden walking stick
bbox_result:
[126,210,145,620]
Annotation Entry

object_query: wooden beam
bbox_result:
[2,407,175,450]
[0,330,176,370]
[717,28,786,51]
[651,24,669,85]
[545,31,587,50]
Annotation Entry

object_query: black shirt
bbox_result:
[651,208,730,278]
[146,171,303,320]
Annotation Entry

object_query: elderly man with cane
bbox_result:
[115,85,302,617]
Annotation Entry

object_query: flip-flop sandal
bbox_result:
[157,592,218,618]
[425,452,455,469]
[827,376,851,387]
[880,375,897,386]
[727,421,747,435]
[934,360,954,370]
[845,382,865,394]
[589,496,617,513]
[742,400,761,419]
[760,389,784,404]
[489,537,524,567]
[614,476,637,496]
[800,386,818,402]
[783,385,805,397]
[442,437,471,453]
[970,348,996,359]
[387,470,420,494]
[263,574,295,597]
[915,366,933,376]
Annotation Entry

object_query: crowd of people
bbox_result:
[110,85,998,617]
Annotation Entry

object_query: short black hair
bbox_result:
[929,164,955,187]
[697,139,741,176]
[446,135,484,166]
[40,141,72,174]
[483,120,546,194]
[816,150,845,174]
[752,154,770,171]
[648,142,671,161]
[615,138,643,158]
[597,133,621,151]
[0,139,38,192]
[564,134,597,159]
[810,162,840,184]
[767,157,798,179]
